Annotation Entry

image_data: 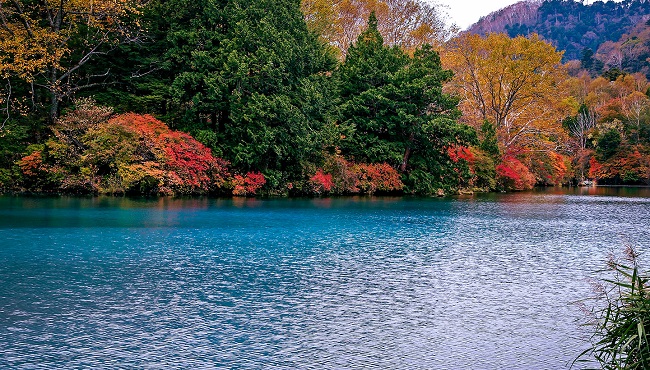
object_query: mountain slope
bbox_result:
[467,0,650,62]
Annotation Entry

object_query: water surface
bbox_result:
[1,188,649,369]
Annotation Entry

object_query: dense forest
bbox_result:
[1,0,650,196]
[470,0,650,75]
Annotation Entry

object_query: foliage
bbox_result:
[309,170,334,194]
[300,154,403,195]
[589,149,650,185]
[0,0,145,123]
[231,172,266,196]
[7,1,650,194]
[596,129,623,162]
[158,0,338,178]
[301,0,453,57]
[523,150,569,186]
[469,147,497,191]
[496,155,536,191]
[468,0,650,67]
[17,101,229,195]
[444,32,570,153]
[479,120,500,160]
[575,246,650,369]
[336,14,475,194]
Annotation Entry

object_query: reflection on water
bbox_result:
[1,189,649,369]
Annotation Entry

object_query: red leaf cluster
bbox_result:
[18,151,45,177]
[232,172,266,196]
[496,156,536,190]
[317,155,404,194]
[447,145,475,163]
[310,170,333,193]
[107,114,229,194]
[19,108,230,195]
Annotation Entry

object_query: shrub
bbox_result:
[18,102,230,195]
[309,170,333,194]
[317,155,403,195]
[469,147,497,191]
[231,172,266,196]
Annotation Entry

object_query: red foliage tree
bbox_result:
[19,105,230,195]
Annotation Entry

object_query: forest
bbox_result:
[1,0,650,196]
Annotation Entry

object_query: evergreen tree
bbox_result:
[336,13,476,193]
[479,120,500,160]
[110,0,338,182]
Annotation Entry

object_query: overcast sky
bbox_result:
[434,0,621,30]
[433,0,523,30]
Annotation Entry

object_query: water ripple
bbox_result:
[1,192,649,368]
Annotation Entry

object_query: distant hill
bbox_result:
[467,0,650,73]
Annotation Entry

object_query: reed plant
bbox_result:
[575,246,650,369]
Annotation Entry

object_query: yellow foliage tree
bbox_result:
[443,33,571,152]
[0,0,142,123]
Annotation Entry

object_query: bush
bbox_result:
[231,172,266,196]
[18,101,230,195]
[319,155,403,195]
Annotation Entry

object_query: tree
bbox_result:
[479,120,500,160]
[596,128,622,161]
[301,0,453,57]
[0,0,144,124]
[622,91,650,143]
[443,33,571,153]
[336,14,475,193]
[158,0,338,182]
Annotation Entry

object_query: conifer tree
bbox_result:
[336,13,475,193]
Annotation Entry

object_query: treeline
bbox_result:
[1,0,650,196]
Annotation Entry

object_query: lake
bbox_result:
[1,188,650,369]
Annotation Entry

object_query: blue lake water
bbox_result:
[1,188,650,369]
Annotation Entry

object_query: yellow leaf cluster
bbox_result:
[443,33,571,151]
[0,0,142,81]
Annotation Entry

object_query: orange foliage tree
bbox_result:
[0,0,144,123]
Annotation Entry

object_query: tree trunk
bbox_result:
[400,147,411,172]
[49,67,59,125]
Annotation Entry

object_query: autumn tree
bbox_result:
[0,0,144,125]
[301,0,453,57]
[18,99,229,194]
[443,33,570,153]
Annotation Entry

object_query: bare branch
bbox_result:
[0,79,11,131]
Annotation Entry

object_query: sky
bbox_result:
[434,0,621,30]
[432,0,525,30]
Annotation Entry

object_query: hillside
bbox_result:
[468,0,650,64]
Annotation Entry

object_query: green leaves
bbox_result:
[576,246,650,369]
[335,15,475,193]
